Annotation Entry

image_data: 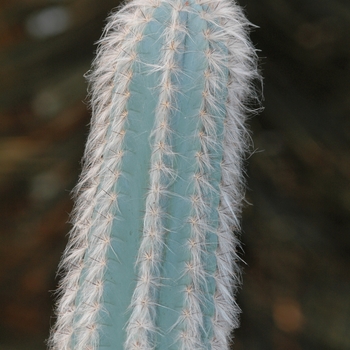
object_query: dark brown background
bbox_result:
[0,0,349,349]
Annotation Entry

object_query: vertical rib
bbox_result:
[125,1,181,348]
[49,2,156,349]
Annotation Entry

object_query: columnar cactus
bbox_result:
[49,0,259,349]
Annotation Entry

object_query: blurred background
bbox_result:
[0,0,349,349]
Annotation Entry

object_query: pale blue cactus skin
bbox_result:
[49,0,259,349]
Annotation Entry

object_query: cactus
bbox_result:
[49,0,259,349]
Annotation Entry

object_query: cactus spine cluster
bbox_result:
[49,0,259,349]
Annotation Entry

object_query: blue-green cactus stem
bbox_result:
[49,0,260,349]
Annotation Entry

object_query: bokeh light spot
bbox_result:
[25,6,71,39]
[273,297,304,333]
